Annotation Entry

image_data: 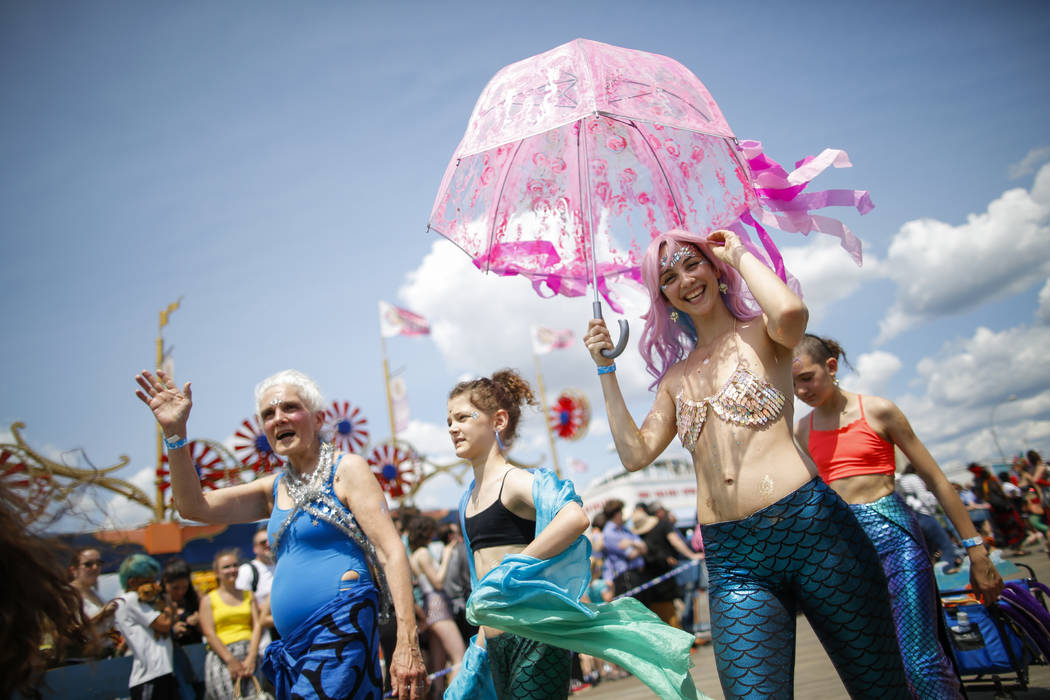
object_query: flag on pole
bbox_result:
[390,375,410,434]
[379,301,430,338]
[530,326,575,355]
[566,457,589,474]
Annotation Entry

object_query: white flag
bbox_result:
[379,301,430,338]
[530,326,575,355]
[390,375,410,434]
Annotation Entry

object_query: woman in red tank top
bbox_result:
[793,333,1003,698]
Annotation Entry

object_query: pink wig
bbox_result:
[638,229,764,389]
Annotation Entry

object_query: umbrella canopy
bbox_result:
[429,38,759,313]
[428,37,872,350]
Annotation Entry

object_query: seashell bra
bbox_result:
[675,361,787,452]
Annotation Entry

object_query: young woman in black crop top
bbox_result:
[447,369,590,699]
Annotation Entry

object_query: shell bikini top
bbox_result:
[675,338,787,451]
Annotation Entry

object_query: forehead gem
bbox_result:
[659,245,697,270]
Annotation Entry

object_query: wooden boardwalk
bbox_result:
[578,551,1050,699]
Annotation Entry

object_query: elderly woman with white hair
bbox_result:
[135,368,428,700]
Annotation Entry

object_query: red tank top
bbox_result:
[806,396,896,483]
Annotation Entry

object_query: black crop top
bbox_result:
[464,472,536,550]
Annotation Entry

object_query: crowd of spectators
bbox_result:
[14,449,1050,698]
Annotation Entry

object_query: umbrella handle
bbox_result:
[593,302,629,359]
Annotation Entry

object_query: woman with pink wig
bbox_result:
[584,228,909,699]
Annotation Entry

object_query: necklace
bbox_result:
[282,442,333,509]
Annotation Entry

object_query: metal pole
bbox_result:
[381,334,397,444]
[989,394,1018,466]
[533,352,561,477]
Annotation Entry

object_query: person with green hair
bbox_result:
[114,553,179,700]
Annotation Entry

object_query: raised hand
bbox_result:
[705,229,747,268]
[583,318,615,367]
[134,369,192,435]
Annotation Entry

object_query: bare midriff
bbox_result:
[691,413,817,524]
[472,544,529,638]
[825,472,895,505]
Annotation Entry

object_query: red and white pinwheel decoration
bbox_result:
[367,442,420,499]
[233,417,284,475]
[548,390,590,440]
[159,440,244,494]
[325,401,370,455]
[1,448,53,517]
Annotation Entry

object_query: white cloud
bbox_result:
[839,350,902,397]
[399,240,659,406]
[1009,146,1050,180]
[400,419,456,463]
[781,236,883,323]
[892,321,1050,470]
[1038,279,1050,325]
[877,163,1050,342]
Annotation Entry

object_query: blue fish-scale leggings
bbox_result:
[851,493,963,699]
[703,478,911,699]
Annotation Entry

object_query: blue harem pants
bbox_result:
[703,478,910,699]
[261,585,382,700]
[851,493,963,699]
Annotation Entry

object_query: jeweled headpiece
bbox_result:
[659,244,697,270]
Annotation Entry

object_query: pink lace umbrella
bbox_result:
[428,38,870,356]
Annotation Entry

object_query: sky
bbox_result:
[2,0,1048,532]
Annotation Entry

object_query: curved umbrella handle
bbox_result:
[593,301,629,359]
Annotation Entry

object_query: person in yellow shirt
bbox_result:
[200,549,262,700]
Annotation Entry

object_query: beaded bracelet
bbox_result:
[164,434,188,450]
[960,536,984,549]
[597,363,616,375]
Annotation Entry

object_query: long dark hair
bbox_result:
[0,485,88,697]
[162,558,200,611]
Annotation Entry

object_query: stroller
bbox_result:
[941,563,1050,695]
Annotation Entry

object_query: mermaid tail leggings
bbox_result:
[486,632,571,700]
[704,478,911,699]
[851,493,963,699]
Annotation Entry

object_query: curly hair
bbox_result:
[0,485,88,697]
[406,515,437,551]
[449,368,537,447]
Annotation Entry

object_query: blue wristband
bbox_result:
[597,363,616,375]
[164,434,188,450]
[961,536,984,549]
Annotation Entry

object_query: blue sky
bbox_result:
[2,1,1048,531]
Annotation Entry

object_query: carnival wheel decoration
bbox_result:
[233,417,283,475]
[548,390,590,440]
[367,442,420,499]
[325,401,370,455]
[1,448,53,517]
[159,440,244,494]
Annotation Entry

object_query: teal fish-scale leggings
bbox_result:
[703,478,911,699]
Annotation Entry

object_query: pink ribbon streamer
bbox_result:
[737,139,870,267]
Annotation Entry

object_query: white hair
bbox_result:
[254,369,326,416]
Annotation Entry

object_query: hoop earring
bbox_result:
[669,310,679,323]
[494,429,506,453]
[718,282,728,294]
